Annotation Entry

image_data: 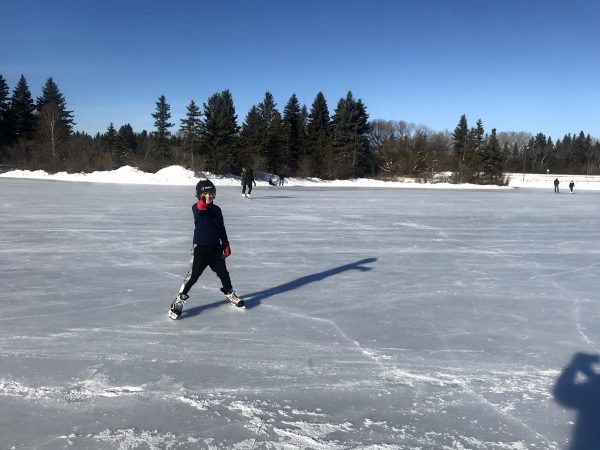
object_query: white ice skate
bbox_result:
[225,290,245,308]
[168,293,189,320]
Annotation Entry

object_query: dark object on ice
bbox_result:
[554,352,600,450]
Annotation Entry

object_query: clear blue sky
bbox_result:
[2,0,599,139]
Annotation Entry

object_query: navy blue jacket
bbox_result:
[192,201,229,247]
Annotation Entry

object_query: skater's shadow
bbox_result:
[182,257,376,318]
[554,352,600,450]
[243,257,376,309]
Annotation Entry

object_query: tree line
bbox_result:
[1,73,599,184]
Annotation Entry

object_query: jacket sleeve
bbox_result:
[214,207,229,244]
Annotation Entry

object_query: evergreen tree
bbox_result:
[452,114,469,183]
[200,90,238,174]
[240,105,266,169]
[0,74,12,155]
[118,124,137,155]
[104,122,120,167]
[282,93,302,174]
[9,75,37,141]
[527,132,548,173]
[36,77,75,135]
[481,128,505,184]
[307,92,331,178]
[267,110,283,174]
[296,104,310,175]
[581,133,597,175]
[151,95,174,164]
[179,100,203,168]
[256,92,282,173]
[331,91,370,179]
[115,124,136,167]
[258,92,278,128]
[465,118,485,181]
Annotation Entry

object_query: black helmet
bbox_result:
[196,179,216,198]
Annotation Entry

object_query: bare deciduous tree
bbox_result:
[38,102,65,163]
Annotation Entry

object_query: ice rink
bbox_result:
[1,179,599,449]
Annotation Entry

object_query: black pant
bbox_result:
[179,245,232,295]
[242,182,253,194]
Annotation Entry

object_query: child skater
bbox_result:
[169,180,243,319]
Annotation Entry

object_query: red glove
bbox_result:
[222,243,231,258]
[196,199,208,211]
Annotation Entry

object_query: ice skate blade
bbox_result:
[168,310,182,320]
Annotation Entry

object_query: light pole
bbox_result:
[522,145,528,181]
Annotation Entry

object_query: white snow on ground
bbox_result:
[2,164,600,190]
[1,169,599,448]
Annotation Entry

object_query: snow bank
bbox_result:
[2,165,600,190]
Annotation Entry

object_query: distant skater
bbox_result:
[569,180,575,193]
[554,178,560,193]
[279,173,285,186]
[241,167,257,198]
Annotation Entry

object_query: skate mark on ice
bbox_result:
[38,428,180,449]
[394,221,450,238]
[529,261,600,280]
[528,259,598,349]
[548,274,598,350]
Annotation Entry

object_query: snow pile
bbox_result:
[0,165,198,185]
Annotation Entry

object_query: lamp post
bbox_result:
[522,145,528,181]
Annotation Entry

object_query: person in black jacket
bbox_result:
[554,178,560,193]
[569,180,575,193]
[241,167,257,198]
[169,180,243,319]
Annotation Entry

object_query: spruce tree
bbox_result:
[465,118,485,181]
[267,110,283,174]
[258,92,278,128]
[104,122,120,167]
[282,93,302,174]
[118,124,137,155]
[0,74,12,154]
[452,114,469,183]
[296,104,310,175]
[240,106,265,169]
[256,92,282,173]
[307,92,331,178]
[331,91,370,179]
[179,100,203,168]
[200,90,238,174]
[37,77,75,135]
[481,128,505,184]
[151,95,174,164]
[9,75,37,141]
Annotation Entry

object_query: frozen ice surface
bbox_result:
[1,178,599,449]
